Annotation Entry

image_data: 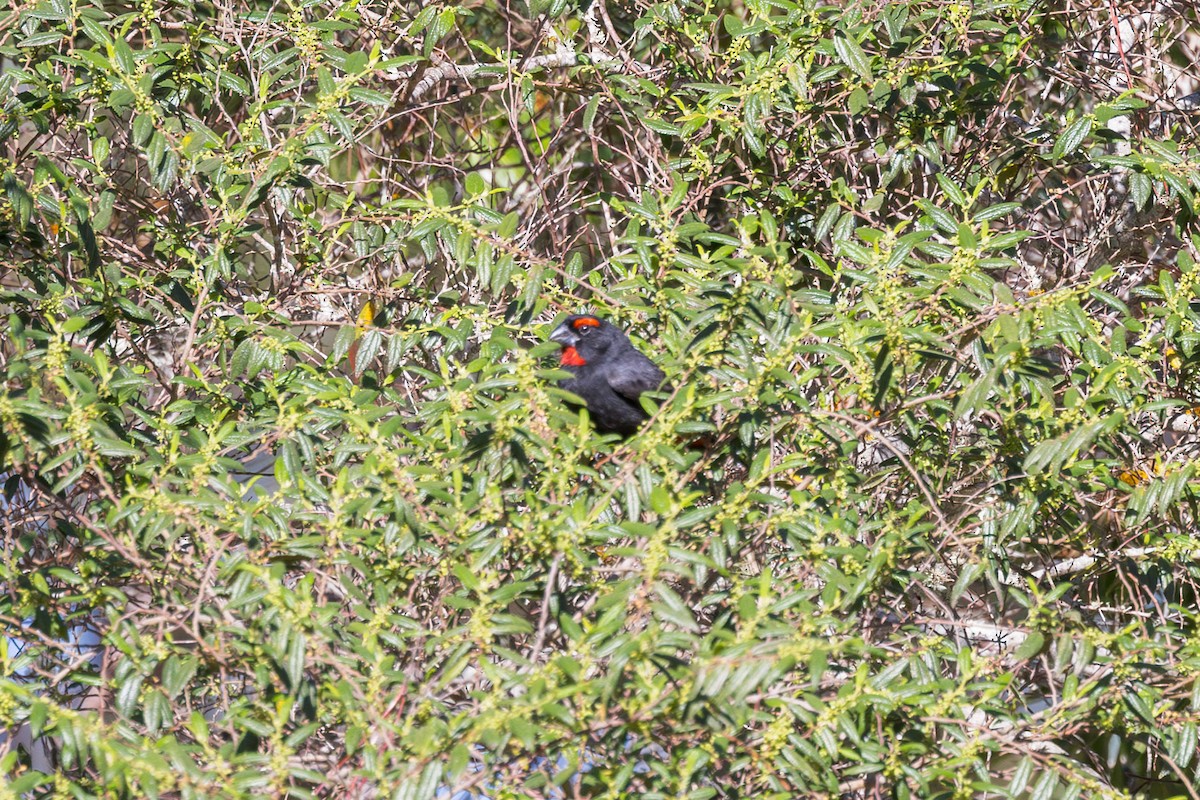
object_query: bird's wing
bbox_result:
[606,352,667,404]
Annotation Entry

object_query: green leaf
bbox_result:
[1030,771,1057,800]
[1129,171,1152,210]
[20,30,65,47]
[832,34,872,81]
[80,17,111,47]
[111,37,135,74]
[653,583,699,631]
[115,674,145,716]
[936,173,968,207]
[1052,117,1091,159]
[285,632,306,689]
[1013,631,1045,660]
[131,114,153,146]
[345,51,369,73]
[583,94,602,132]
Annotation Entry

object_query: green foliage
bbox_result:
[3,0,1200,797]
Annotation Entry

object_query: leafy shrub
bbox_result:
[3,0,1200,797]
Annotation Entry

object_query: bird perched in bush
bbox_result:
[549,314,667,436]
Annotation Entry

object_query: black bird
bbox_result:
[548,315,668,436]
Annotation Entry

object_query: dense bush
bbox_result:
[4,0,1200,796]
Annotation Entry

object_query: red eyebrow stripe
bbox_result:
[572,317,600,329]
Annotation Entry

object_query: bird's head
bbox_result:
[548,315,625,367]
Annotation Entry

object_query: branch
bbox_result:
[408,43,581,103]
[398,4,661,104]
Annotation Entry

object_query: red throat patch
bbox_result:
[560,346,587,367]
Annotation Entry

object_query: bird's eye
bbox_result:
[578,326,590,335]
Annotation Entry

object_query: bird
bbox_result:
[548,314,668,436]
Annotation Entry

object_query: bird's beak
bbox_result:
[549,323,578,347]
